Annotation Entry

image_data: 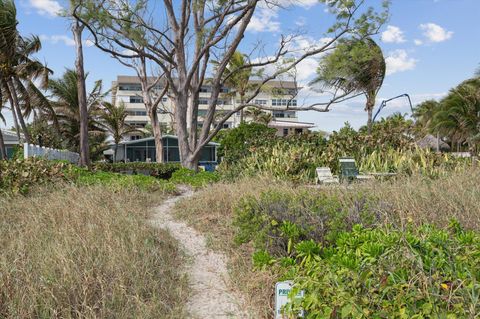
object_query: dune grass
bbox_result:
[173,168,480,318]
[0,186,188,318]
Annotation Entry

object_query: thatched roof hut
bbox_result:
[416,134,450,151]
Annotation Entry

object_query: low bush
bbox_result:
[93,162,181,179]
[285,223,480,318]
[72,167,176,193]
[170,167,220,188]
[234,190,379,258]
[0,186,188,318]
[0,159,176,195]
[231,180,480,318]
[0,158,71,194]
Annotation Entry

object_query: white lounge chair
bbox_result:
[316,167,339,184]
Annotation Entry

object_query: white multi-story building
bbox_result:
[112,75,315,139]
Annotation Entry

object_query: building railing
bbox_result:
[23,143,80,164]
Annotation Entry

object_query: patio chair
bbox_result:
[339,157,375,182]
[316,167,339,184]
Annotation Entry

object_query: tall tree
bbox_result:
[0,106,7,159]
[49,69,106,155]
[432,78,480,154]
[70,11,90,166]
[217,51,253,123]
[0,1,52,143]
[77,0,389,169]
[98,102,138,162]
[312,37,386,133]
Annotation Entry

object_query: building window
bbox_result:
[128,110,147,116]
[200,86,211,93]
[199,99,209,105]
[254,99,267,105]
[118,83,142,91]
[273,111,296,118]
[223,123,230,129]
[295,128,303,134]
[271,99,297,107]
[131,135,143,140]
[130,96,144,103]
[283,128,289,136]
[162,97,168,102]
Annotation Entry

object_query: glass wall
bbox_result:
[124,137,217,163]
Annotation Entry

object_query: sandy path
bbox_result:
[150,189,248,319]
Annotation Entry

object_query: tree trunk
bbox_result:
[149,110,164,163]
[113,143,118,163]
[7,79,31,143]
[7,93,21,141]
[174,94,200,170]
[73,22,90,167]
[366,96,375,134]
[0,129,7,160]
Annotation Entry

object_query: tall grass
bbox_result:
[0,186,188,318]
[173,169,480,318]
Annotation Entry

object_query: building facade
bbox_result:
[111,75,315,140]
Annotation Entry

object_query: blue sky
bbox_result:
[5,0,480,132]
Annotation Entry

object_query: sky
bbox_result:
[4,0,480,133]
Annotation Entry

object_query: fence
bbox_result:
[23,143,80,164]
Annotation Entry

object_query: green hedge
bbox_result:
[93,162,181,179]
[0,159,176,195]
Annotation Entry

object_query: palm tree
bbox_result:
[0,0,52,143]
[312,37,386,133]
[0,105,7,159]
[49,69,106,155]
[217,51,253,123]
[98,102,138,162]
[432,78,480,153]
[244,107,272,125]
[413,99,440,136]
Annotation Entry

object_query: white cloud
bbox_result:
[419,23,453,43]
[40,34,75,46]
[381,25,406,43]
[295,58,318,82]
[294,0,318,8]
[85,39,95,47]
[29,0,62,16]
[414,39,423,46]
[247,5,281,33]
[385,50,417,75]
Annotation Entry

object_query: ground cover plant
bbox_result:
[93,162,181,179]
[173,169,480,318]
[0,186,188,318]
[0,158,177,195]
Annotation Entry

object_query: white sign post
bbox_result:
[275,281,304,319]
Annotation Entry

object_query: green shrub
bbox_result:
[0,159,176,195]
[233,190,379,257]
[73,168,176,193]
[170,168,220,188]
[214,122,277,164]
[93,162,181,179]
[285,223,480,318]
[0,158,70,194]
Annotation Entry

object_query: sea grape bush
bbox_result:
[286,223,480,318]
[234,190,480,318]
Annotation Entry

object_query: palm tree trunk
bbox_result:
[366,95,375,134]
[73,22,90,167]
[114,143,118,163]
[7,93,21,141]
[0,130,7,160]
[7,79,31,143]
